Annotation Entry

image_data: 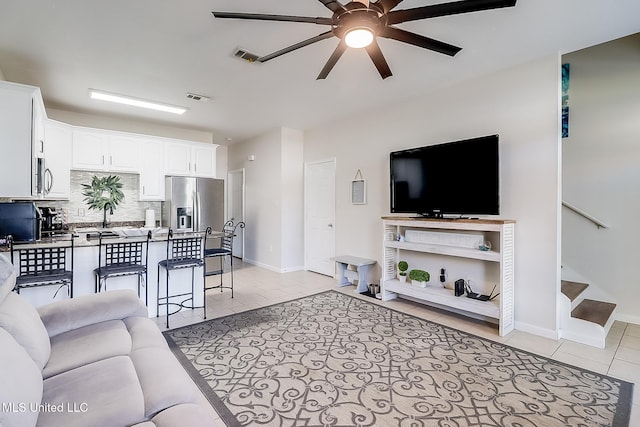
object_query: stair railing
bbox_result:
[562,201,609,229]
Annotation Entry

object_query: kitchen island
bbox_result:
[0,227,224,318]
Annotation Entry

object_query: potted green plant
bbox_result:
[409,269,430,288]
[82,175,124,228]
[397,260,409,282]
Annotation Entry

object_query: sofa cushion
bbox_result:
[0,328,43,427]
[40,355,145,427]
[149,403,218,427]
[43,319,132,379]
[125,316,172,350]
[38,289,148,338]
[0,291,51,370]
[130,347,200,419]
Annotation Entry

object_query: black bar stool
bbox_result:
[157,229,205,328]
[203,220,245,319]
[94,230,151,305]
[10,233,75,299]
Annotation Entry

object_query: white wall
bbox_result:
[562,35,640,324]
[304,55,563,337]
[280,128,305,271]
[228,127,304,272]
[0,67,5,81]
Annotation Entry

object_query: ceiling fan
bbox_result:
[212,0,517,80]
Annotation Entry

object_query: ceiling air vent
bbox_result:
[233,48,260,63]
[186,93,211,102]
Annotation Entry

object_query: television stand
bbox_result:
[381,216,515,336]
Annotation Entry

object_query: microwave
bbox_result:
[34,156,53,197]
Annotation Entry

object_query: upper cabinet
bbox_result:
[43,120,72,200]
[72,129,139,172]
[108,135,141,172]
[164,140,217,178]
[139,139,165,201]
[191,143,217,177]
[0,81,46,198]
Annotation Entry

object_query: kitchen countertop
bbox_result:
[2,227,225,251]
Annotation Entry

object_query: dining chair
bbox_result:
[157,229,205,328]
[203,220,245,319]
[94,230,151,305]
[10,233,75,299]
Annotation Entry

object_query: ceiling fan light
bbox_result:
[344,28,374,48]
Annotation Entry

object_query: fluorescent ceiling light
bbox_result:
[344,28,374,48]
[89,89,187,115]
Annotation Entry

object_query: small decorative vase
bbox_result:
[399,275,407,283]
[412,280,427,288]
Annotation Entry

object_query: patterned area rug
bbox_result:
[164,291,633,427]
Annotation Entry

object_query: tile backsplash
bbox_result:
[38,171,161,226]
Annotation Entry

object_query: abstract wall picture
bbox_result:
[562,63,570,138]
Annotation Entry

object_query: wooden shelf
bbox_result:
[384,279,500,319]
[384,240,500,262]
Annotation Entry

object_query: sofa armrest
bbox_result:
[38,290,148,338]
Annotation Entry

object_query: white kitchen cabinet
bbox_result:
[0,81,46,198]
[107,135,140,172]
[139,139,165,201]
[33,97,46,159]
[43,120,72,200]
[164,140,217,178]
[163,140,192,176]
[382,217,515,336]
[72,129,139,172]
[191,143,216,177]
[72,129,109,170]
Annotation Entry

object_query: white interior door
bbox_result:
[228,169,244,259]
[305,159,336,276]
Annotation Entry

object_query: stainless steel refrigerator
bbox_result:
[162,176,224,233]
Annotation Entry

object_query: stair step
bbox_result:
[571,299,616,327]
[561,280,589,302]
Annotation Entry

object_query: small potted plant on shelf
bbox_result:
[409,269,430,288]
[397,261,409,282]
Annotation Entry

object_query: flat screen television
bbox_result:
[390,135,499,217]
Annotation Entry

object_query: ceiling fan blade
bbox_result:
[365,39,392,79]
[375,0,404,14]
[318,0,346,13]
[258,31,335,63]
[380,27,461,56]
[212,11,332,25]
[388,0,517,25]
[317,40,348,79]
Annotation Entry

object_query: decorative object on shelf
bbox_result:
[478,241,492,251]
[409,269,430,288]
[439,268,447,288]
[351,169,366,205]
[81,175,124,228]
[397,260,408,282]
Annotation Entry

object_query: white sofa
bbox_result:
[0,255,216,426]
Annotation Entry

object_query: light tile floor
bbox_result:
[155,260,639,426]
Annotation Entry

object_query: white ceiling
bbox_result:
[1,0,639,144]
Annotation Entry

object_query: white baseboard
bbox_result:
[242,258,305,274]
[615,313,640,327]
[514,321,560,341]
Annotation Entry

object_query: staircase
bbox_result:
[560,280,617,348]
